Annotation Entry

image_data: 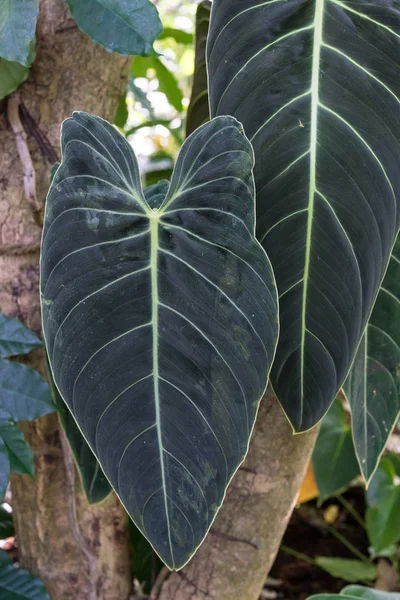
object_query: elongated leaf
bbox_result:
[66,0,162,57]
[186,1,211,137]
[0,314,41,358]
[0,436,10,502]
[0,360,55,422]
[208,0,400,431]
[133,56,183,112]
[158,28,193,45]
[345,234,400,483]
[0,507,15,539]
[0,563,50,600]
[0,0,38,65]
[40,112,278,569]
[313,398,359,502]
[0,412,34,477]
[366,454,400,554]
[315,557,377,583]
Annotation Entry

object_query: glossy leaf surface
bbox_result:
[312,398,359,502]
[345,235,400,483]
[186,1,211,136]
[66,0,162,57]
[47,364,111,504]
[0,0,38,65]
[208,0,400,431]
[41,112,278,569]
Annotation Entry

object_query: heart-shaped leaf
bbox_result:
[208,0,400,431]
[345,234,400,483]
[41,112,278,569]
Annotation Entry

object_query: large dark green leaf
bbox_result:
[208,0,400,431]
[345,234,400,483]
[0,562,50,600]
[47,363,111,504]
[312,398,359,502]
[40,112,278,569]
[0,0,38,65]
[66,0,162,57]
[186,1,211,137]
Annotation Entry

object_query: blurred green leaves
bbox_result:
[366,454,400,555]
[133,56,183,112]
[313,398,360,503]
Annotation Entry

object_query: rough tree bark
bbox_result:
[157,388,319,600]
[0,1,132,598]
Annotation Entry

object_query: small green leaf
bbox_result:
[0,0,38,65]
[66,0,162,57]
[0,563,50,599]
[158,28,193,45]
[0,437,10,502]
[366,454,400,553]
[0,314,41,358]
[315,558,377,583]
[0,507,14,539]
[0,415,34,477]
[133,56,183,112]
[313,398,360,502]
[114,95,128,129]
[0,360,55,422]
[0,58,29,100]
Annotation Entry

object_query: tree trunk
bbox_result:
[0,1,132,598]
[157,388,319,600]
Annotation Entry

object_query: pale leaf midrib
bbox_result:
[300,0,325,428]
[150,217,175,567]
